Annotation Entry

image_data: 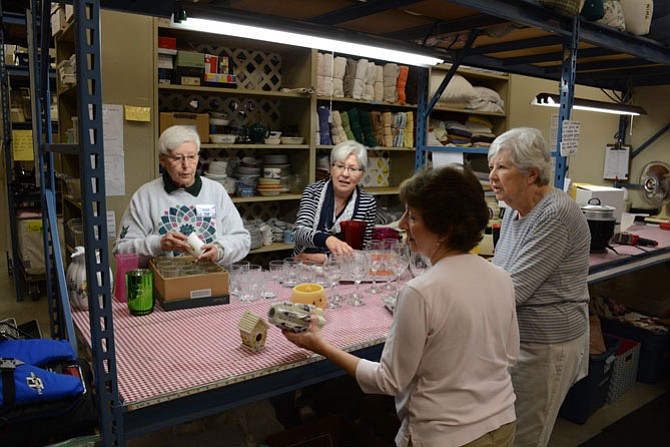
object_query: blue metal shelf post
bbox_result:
[29,0,122,444]
[553,17,579,189]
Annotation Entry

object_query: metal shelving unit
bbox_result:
[23,1,670,446]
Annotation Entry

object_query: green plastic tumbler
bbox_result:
[126,269,154,315]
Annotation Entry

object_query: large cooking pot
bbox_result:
[581,198,616,253]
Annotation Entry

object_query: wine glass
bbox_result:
[408,250,431,278]
[380,239,403,292]
[323,259,343,309]
[348,251,368,307]
[383,251,409,297]
[364,240,384,294]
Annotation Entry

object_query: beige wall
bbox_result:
[509,75,670,208]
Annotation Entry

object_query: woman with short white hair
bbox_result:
[488,127,591,447]
[293,140,376,264]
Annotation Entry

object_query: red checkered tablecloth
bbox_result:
[71,279,397,410]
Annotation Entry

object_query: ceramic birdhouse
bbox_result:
[238,310,269,351]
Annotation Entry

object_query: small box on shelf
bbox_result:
[159,112,209,143]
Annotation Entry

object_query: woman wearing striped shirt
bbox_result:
[293,140,377,264]
[488,128,591,447]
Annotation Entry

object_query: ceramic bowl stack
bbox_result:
[204,161,236,196]
[235,156,261,194]
[262,154,292,193]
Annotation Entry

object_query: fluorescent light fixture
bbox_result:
[531,93,646,116]
[170,16,443,67]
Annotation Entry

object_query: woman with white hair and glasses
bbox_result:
[114,125,250,266]
[488,127,591,447]
[293,140,377,264]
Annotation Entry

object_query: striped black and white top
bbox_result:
[293,179,376,256]
[492,189,591,344]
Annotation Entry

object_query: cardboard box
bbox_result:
[175,50,204,68]
[574,183,626,225]
[204,54,218,74]
[203,73,238,84]
[51,5,66,37]
[158,36,177,51]
[159,112,209,143]
[149,257,229,311]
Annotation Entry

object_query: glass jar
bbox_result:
[290,174,305,194]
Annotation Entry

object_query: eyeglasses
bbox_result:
[332,163,363,174]
[166,154,199,164]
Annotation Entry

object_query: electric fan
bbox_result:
[640,161,670,223]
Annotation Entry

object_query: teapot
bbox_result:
[249,122,268,144]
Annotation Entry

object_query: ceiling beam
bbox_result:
[385,14,507,40]
[309,0,423,26]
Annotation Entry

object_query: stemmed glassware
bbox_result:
[380,239,404,292]
[404,242,431,278]
[323,258,343,309]
[347,251,368,307]
[384,251,409,297]
[364,240,384,294]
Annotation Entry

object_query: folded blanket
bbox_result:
[383,63,399,103]
[359,110,377,147]
[405,66,421,105]
[353,58,369,100]
[404,112,414,148]
[373,65,384,101]
[363,61,377,101]
[371,111,385,147]
[348,108,364,143]
[330,111,347,145]
[317,106,332,145]
[316,53,326,96]
[467,86,505,113]
[332,56,347,97]
[319,53,334,97]
[396,65,409,105]
[343,58,357,98]
[341,111,355,141]
[382,111,393,147]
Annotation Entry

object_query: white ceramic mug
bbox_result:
[186,232,205,257]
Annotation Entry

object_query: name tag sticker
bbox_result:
[196,204,216,218]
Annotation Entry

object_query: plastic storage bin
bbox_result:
[606,336,640,404]
[559,334,619,424]
[600,317,670,384]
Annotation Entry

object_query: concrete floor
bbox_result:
[1,254,668,446]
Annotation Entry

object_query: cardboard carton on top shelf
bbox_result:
[159,112,209,143]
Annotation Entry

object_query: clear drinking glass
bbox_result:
[323,259,343,309]
[268,260,285,286]
[238,264,262,302]
[348,252,368,307]
[229,261,250,297]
